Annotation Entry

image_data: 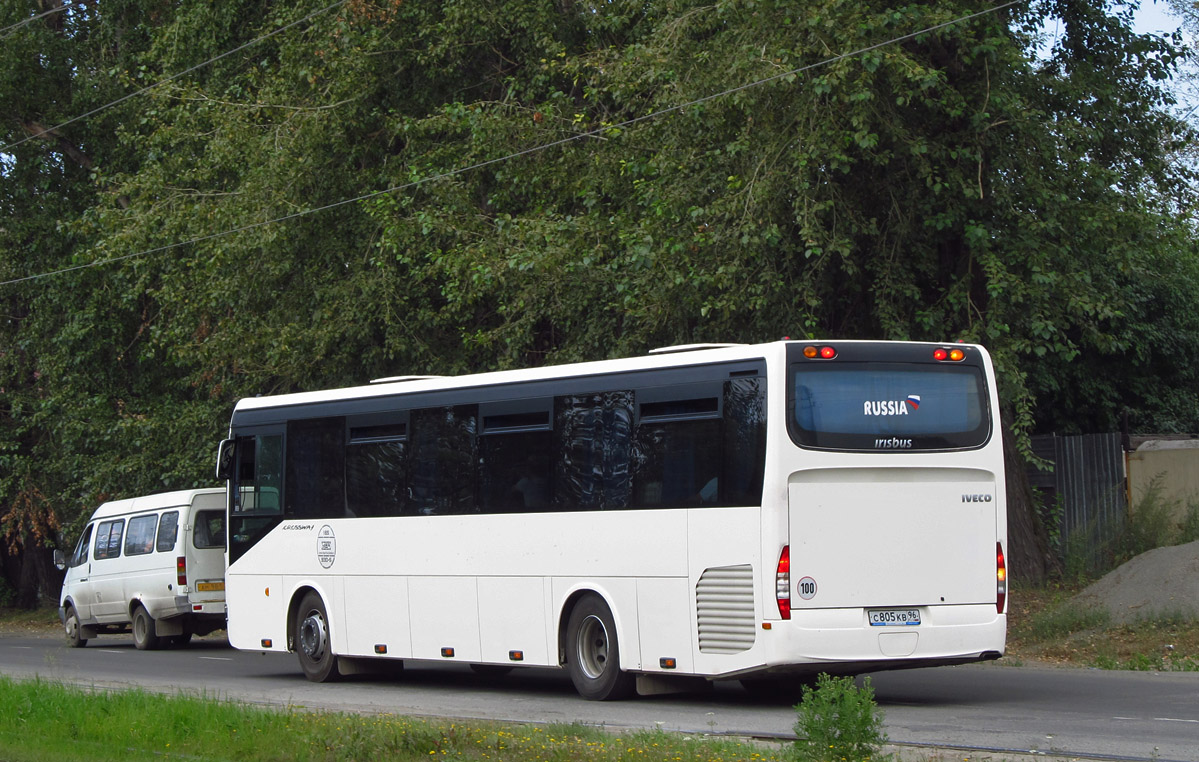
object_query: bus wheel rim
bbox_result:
[577,614,610,679]
[299,611,327,661]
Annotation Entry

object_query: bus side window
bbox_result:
[554,392,633,510]
[235,434,283,514]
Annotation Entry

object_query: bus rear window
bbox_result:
[789,363,989,451]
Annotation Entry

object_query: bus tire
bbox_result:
[64,605,88,648]
[132,605,160,651]
[296,591,341,682]
[565,594,635,701]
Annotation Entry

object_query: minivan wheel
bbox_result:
[132,606,160,651]
[296,592,341,682]
[64,606,87,648]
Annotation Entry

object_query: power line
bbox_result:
[0,0,348,155]
[0,0,1022,288]
[0,0,78,39]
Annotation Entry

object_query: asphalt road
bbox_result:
[1,634,1197,761]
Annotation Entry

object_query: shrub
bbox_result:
[790,674,887,762]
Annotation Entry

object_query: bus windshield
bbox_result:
[789,362,989,451]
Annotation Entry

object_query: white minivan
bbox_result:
[54,488,227,649]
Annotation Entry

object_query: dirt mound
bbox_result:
[1071,540,1199,625]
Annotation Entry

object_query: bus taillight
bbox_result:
[802,345,837,359]
[177,556,188,587]
[776,545,791,620]
[996,542,1007,613]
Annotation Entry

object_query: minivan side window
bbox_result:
[94,519,125,560]
[157,511,179,552]
[124,515,158,556]
[70,524,93,567]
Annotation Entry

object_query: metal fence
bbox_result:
[1028,433,1127,566]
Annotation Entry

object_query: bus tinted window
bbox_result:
[286,417,347,519]
[409,406,478,515]
[555,392,634,510]
[347,439,408,517]
[789,363,988,451]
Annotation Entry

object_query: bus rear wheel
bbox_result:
[565,594,635,700]
[296,592,341,682]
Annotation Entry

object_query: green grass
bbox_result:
[0,677,784,762]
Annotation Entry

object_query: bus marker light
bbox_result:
[441,647,455,658]
[264,587,270,597]
[509,650,524,661]
[949,348,965,362]
[933,348,949,361]
[803,346,819,358]
[375,644,388,655]
[660,658,677,669]
[776,546,791,620]
[261,639,272,648]
[819,346,837,359]
[761,622,772,630]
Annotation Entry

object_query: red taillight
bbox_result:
[996,542,1007,613]
[933,348,948,361]
[776,545,791,620]
[819,346,836,359]
[177,556,187,587]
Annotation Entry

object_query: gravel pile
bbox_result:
[1070,540,1199,624]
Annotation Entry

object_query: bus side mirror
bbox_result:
[215,439,235,481]
[53,549,66,571]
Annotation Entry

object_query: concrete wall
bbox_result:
[1127,440,1199,525]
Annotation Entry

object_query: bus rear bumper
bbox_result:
[750,604,1006,677]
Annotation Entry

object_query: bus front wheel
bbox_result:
[296,592,341,682]
[565,594,635,700]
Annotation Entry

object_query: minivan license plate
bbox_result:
[868,608,920,626]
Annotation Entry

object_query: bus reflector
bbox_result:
[176,557,187,587]
[509,650,524,661]
[660,657,677,669]
[776,546,791,620]
[441,647,455,658]
[261,639,272,648]
[996,542,1007,613]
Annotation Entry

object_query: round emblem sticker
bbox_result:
[797,576,817,601]
[317,525,336,569]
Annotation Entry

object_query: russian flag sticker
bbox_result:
[906,395,921,410]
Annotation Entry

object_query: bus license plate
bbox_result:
[868,608,920,626]
[196,581,225,592]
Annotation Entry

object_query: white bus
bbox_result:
[216,340,1007,699]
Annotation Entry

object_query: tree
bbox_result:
[1,0,1195,600]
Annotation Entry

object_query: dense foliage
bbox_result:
[2,0,1197,603]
